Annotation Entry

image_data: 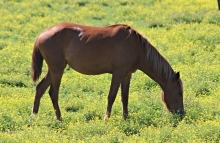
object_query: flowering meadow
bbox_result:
[0,0,219,142]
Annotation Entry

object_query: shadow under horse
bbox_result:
[31,22,185,120]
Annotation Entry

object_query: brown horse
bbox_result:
[31,22,184,120]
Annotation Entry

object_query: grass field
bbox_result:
[0,0,220,142]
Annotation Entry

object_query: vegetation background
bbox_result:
[0,0,219,142]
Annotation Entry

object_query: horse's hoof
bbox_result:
[123,114,128,120]
[56,117,63,121]
[104,115,109,121]
[32,110,38,115]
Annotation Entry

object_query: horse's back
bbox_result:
[35,23,139,75]
[35,22,130,47]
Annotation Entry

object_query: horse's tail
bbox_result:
[31,43,43,82]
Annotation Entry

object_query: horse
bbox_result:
[31,22,185,120]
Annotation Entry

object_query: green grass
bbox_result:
[0,0,220,142]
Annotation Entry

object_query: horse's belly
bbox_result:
[66,56,112,75]
[68,64,112,75]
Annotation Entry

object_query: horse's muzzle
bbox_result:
[172,110,186,120]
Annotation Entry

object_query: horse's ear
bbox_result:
[175,72,180,80]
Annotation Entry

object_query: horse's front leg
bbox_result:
[121,74,131,120]
[104,71,124,121]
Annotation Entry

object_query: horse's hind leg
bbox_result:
[48,66,66,120]
[121,74,131,120]
[32,71,51,114]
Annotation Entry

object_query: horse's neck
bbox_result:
[138,45,174,90]
[139,63,167,89]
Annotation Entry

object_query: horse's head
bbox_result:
[161,72,185,118]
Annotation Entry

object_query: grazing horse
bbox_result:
[31,22,184,120]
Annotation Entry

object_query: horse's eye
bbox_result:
[179,92,182,96]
